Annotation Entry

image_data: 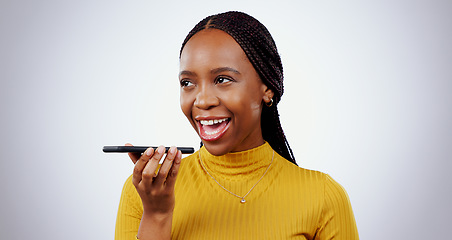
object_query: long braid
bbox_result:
[181,11,297,165]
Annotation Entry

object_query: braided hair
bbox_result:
[180,11,296,165]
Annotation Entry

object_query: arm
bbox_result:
[115,175,143,240]
[315,175,359,240]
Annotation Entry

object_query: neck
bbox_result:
[199,142,273,178]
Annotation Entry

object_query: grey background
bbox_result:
[1,0,451,239]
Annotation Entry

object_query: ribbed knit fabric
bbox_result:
[115,142,359,239]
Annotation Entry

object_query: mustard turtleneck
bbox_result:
[115,142,359,239]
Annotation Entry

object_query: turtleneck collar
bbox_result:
[198,142,274,180]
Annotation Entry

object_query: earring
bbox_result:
[265,98,273,107]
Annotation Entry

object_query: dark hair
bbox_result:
[180,11,296,165]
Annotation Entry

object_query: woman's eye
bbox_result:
[180,80,193,87]
[215,77,232,84]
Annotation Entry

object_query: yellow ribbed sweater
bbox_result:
[115,143,359,239]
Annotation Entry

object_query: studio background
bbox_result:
[1,0,451,239]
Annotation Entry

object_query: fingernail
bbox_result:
[146,148,153,156]
[170,146,176,155]
[175,151,182,163]
[157,146,165,154]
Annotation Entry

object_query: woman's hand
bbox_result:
[126,143,182,240]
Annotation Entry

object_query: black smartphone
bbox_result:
[103,146,195,154]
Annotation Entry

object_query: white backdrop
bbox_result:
[1,0,451,239]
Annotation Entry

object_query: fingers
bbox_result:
[141,146,166,187]
[153,146,178,185]
[165,150,182,188]
[132,146,154,186]
[132,145,182,189]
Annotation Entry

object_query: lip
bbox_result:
[195,115,230,120]
[195,116,231,141]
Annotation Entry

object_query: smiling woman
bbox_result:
[179,28,273,156]
[115,11,359,240]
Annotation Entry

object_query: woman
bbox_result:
[115,11,359,240]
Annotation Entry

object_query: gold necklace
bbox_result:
[199,150,274,203]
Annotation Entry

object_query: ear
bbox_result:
[262,86,275,104]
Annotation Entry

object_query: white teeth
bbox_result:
[200,118,228,126]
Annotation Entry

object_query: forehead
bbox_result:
[183,28,240,52]
[180,29,250,69]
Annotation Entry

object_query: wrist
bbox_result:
[137,210,173,240]
[142,209,173,224]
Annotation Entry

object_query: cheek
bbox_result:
[180,92,193,120]
[225,89,263,117]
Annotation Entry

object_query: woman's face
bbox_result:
[179,29,273,156]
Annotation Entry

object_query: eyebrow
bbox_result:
[179,67,241,77]
[179,70,196,77]
[211,67,241,75]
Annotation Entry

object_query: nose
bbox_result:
[194,85,220,110]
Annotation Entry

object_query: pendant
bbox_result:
[240,198,246,203]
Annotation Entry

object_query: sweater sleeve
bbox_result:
[115,175,143,240]
[316,174,359,240]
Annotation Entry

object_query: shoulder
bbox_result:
[316,175,359,238]
[274,153,352,202]
[120,174,140,203]
[117,174,143,218]
[274,152,328,185]
[322,174,355,214]
[122,174,135,193]
[276,155,358,237]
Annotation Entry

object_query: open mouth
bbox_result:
[197,117,230,141]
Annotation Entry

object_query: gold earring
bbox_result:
[265,98,273,107]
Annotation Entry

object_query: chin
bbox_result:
[201,141,232,156]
